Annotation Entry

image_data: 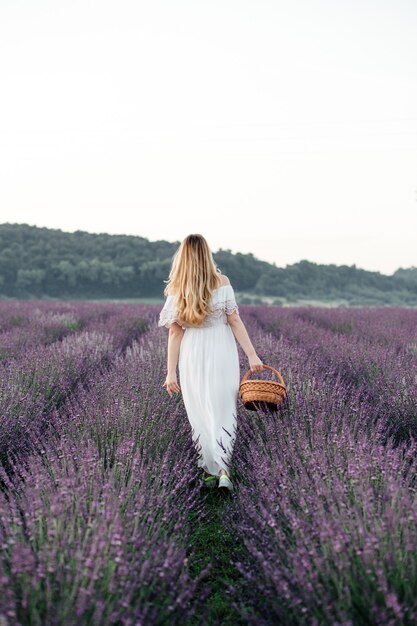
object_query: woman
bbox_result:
[158,234,264,492]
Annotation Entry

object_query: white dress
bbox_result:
[158,284,241,476]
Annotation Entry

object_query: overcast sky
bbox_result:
[1,0,416,275]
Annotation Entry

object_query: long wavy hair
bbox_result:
[163,234,223,327]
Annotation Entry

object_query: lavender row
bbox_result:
[0,301,151,363]
[0,299,119,335]
[0,327,211,625]
[249,306,417,446]
[291,306,417,357]
[0,305,152,472]
[226,315,417,625]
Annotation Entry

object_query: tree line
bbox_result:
[0,223,416,306]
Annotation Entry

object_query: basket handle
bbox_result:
[240,364,286,388]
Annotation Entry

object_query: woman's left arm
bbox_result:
[162,323,185,396]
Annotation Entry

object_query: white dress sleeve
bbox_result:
[158,296,186,329]
[223,284,240,316]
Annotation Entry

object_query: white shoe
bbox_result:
[218,474,234,492]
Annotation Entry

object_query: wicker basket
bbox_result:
[239,364,287,411]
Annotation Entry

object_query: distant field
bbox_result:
[3,291,417,308]
[85,295,417,308]
[1,300,416,625]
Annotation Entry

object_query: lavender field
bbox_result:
[0,300,416,626]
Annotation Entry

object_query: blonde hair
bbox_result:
[163,234,223,327]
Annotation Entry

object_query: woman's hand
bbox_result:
[249,354,264,372]
[163,371,181,397]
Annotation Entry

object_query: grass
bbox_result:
[185,475,260,626]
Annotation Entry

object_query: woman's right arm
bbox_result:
[227,312,264,372]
